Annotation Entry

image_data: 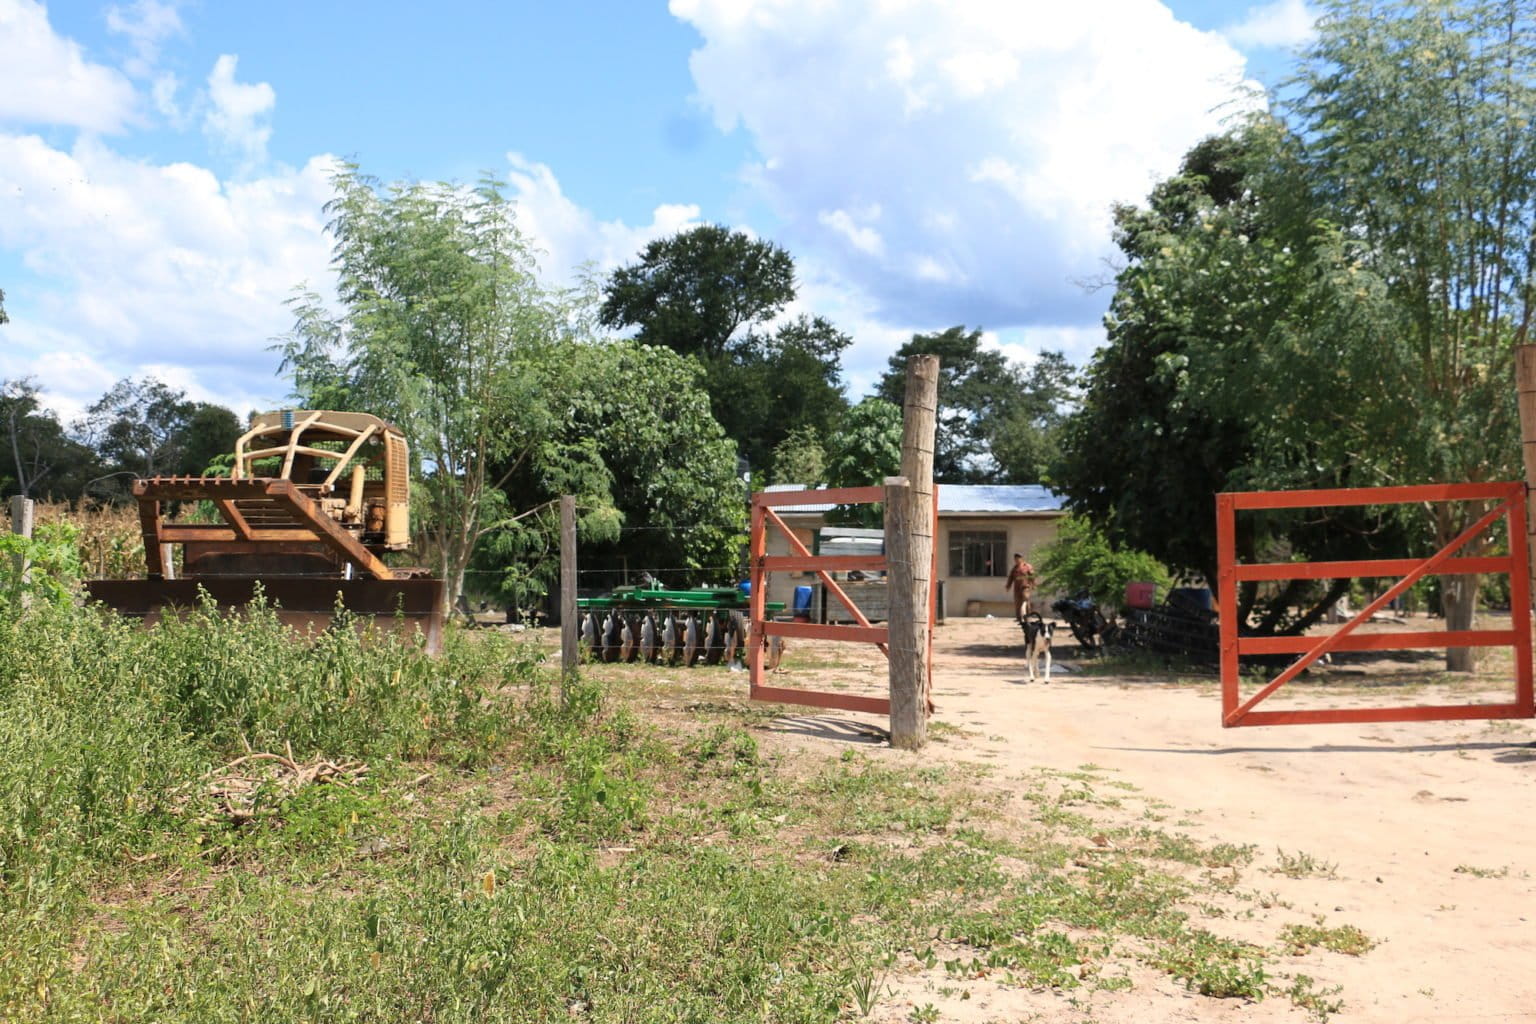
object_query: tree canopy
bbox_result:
[876,327,1073,483]
[598,224,795,359]
[599,225,850,478]
[1055,0,1536,660]
[279,167,570,608]
[2,379,95,500]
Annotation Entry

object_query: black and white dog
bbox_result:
[1019,612,1056,683]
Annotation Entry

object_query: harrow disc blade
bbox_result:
[682,613,700,668]
[640,613,657,662]
[703,612,725,665]
[620,614,638,663]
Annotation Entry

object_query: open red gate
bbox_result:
[1217,481,1533,727]
[747,485,937,716]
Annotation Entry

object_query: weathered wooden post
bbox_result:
[888,354,939,750]
[9,494,34,590]
[1516,347,1536,599]
[560,495,578,699]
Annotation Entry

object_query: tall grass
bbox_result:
[0,592,544,910]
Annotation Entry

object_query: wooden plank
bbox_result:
[1238,630,1516,655]
[1234,557,1509,581]
[269,482,398,580]
[761,554,886,573]
[1216,493,1238,724]
[754,485,885,508]
[760,620,888,644]
[891,353,938,749]
[748,684,890,716]
[1232,702,1528,728]
[747,502,767,696]
[560,495,577,690]
[1225,481,1518,511]
[214,499,254,541]
[159,526,326,543]
[138,498,164,578]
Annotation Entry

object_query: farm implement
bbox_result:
[577,584,784,666]
[85,409,445,650]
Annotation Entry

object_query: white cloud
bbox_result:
[202,55,275,165]
[672,0,1260,332]
[1222,0,1316,50]
[0,0,137,133]
[818,207,884,256]
[106,0,185,78]
[502,152,702,284]
[0,132,338,416]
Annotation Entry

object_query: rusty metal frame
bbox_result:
[134,476,400,581]
[1217,481,1533,727]
[748,485,938,716]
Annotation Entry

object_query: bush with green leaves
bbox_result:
[1034,514,1173,609]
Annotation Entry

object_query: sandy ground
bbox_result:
[755,616,1536,1023]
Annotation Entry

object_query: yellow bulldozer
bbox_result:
[86,409,444,649]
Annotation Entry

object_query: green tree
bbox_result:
[1279,0,1536,667]
[1,378,98,499]
[825,397,902,488]
[177,403,243,477]
[75,378,243,496]
[1060,1,1536,664]
[278,167,570,609]
[1057,126,1411,635]
[474,341,746,608]
[0,287,7,325]
[823,397,903,527]
[990,351,1078,483]
[875,326,1017,483]
[770,424,826,485]
[711,314,851,472]
[599,225,795,359]
[600,226,849,474]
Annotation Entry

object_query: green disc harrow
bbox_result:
[576,585,784,666]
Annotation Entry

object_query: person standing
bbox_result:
[1005,552,1035,621]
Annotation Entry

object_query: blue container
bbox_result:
[793,585,813,613]
[737,580,751,598]
[1170,586,1214,612]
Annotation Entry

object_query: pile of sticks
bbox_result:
[191,741,368,825]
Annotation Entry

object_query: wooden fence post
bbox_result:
[1517,346,1536,604]
[9,495,34,589]
[889,354,939,751]
[560,495,577,699]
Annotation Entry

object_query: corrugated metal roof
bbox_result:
[762,483,1065,515]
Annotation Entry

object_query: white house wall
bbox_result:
[761,512,1065,620]
[939,516,1061,618]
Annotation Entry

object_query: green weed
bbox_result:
[1278,923,1376,957]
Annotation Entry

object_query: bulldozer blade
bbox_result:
[85,577,445,653]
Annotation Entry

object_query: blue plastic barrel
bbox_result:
[793,585,813,613]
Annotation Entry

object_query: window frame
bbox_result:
[948,529,1008,578]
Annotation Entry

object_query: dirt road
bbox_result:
[765,616,1536,1023]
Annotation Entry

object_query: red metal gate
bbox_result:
[747,485,937,716]
[1217,482,1532,727]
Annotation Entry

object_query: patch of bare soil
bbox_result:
[751,615,1536,1023]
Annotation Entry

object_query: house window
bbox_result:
[949,530,1007,578]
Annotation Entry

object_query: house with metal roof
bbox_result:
[762,483,1068,619]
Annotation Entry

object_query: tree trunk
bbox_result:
[1442,572,1479,673]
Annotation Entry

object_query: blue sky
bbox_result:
[0,0,1317,420]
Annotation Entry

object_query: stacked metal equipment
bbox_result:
[576,584,784,666]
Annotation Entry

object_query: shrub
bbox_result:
[1034,515,1173,609]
